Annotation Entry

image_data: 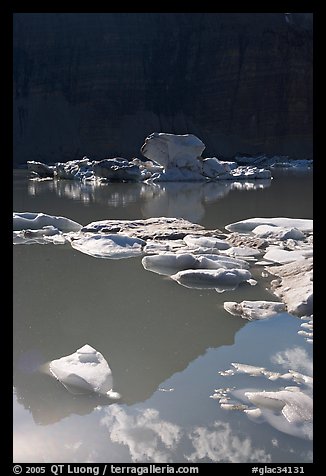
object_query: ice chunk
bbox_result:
[202,158,231,178]
[142,253,199,276]
[13,212,82,232]
[252,225,305,241]
[27,161,55,178]
[224,300,286,320]
[183,235,230,250]
[225,217,313,233]
[93,159,141,182]
[170,268,252,290]
[49,344,120,398]
[70,234,146,259]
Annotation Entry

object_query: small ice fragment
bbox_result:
[49,344,119,398]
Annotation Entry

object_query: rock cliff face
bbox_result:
[13,13,313,165]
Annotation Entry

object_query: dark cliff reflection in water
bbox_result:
[13,170,313,463]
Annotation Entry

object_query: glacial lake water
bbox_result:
[13,169,313,463]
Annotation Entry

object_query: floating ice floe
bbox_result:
[170,268,252,291]
[70,234,146,259]
[225,217,313,233]
[13,212,82,232]
[223,300,286,320]
[49,344,120,399]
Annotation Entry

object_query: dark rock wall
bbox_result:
[13,13,313,165]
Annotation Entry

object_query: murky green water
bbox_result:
[13,169,313,463]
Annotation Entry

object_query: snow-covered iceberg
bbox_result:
[223,300,286,320]
[49,344,120,399]
[70,234,146,259]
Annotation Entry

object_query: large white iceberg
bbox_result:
[70,234,146,259]
[224,300,286,320]
[170,268,252,291]
[225,217,313,233]
[49,344,120,399]
[13,212,82,232]
[141,133,205,169]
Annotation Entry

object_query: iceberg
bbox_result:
[225,217,313,233]
[141,133,205,169]
[170,268,252,290]
[49,344,120,399]
[70,234,146,259]
[223,300,286,320]
[13,212,82,232]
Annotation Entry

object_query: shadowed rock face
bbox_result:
[13,13,312,165]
